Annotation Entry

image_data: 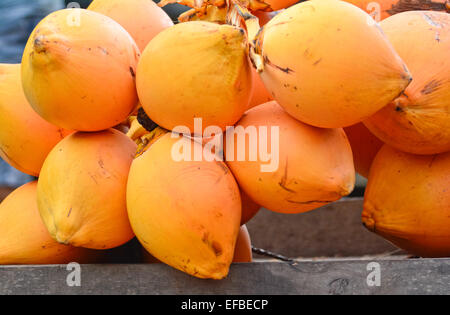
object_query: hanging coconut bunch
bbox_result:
[0,0,449,282]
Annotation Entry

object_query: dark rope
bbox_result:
[252,246,295,263]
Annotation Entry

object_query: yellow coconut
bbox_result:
[88,0,173,51]
[21,9,140,132]
[137,21,252,133]
[0,64,69,176]
[0,182,101,264]
[252,0,412,128]
[37,129,136,250]
[364,11,450,155]
[127,133,242,279]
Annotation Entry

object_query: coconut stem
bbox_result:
[229,2,265,72]
[137,108,159,133]
[126,110,168,157]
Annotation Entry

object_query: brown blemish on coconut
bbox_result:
[211,241,223,257]
[129,67,136,78]
[421,79,441,95]
[279,159,296,193]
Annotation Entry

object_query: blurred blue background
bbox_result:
[0,0,66,187]
[0,0,188,187]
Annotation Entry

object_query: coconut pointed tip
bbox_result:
[184,261,231,280]
[402,73,413,85]
[400,63,413,86]
[338,180,355,197]
[55,232,71,245]
[206,267,230,280]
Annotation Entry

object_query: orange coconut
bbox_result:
[233,225,253,263]
[137,21,252,133]
[344,123,384,178]
[37,129,136,250]
[364,11,450,155]
[363,145,450,258]
[225,101,355,214]
[127,133,242,279]
[0,64,69,176]
[21,9,140,132]
[88,0,173,51]
[252,0,412,128]
[0,182,101,264]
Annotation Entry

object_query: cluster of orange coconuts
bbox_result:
[0,0,448,279]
